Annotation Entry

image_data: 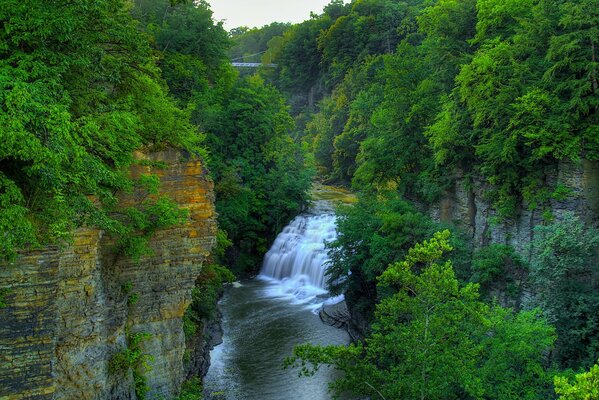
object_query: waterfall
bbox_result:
[258,212,338,304]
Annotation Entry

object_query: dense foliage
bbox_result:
[229,22,291,63]
[194,74,313,271]
[554,362,599,400]
[0,0,200,260]
[132,0,313,273]
[529,214,599,369]
[0,0,312,272]
[287,232,556,399]
[224,0,599,396]
[254,0,597,215]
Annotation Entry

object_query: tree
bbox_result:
[289,231,555,399]
[0,0,198,260]
[471,244,526,304]
[545,0,599,160]
[274,16,332,96]
[195,75,313,272]
[324,193,436,327]
[530,213,599,369]
[317,0,419,88]
[554,361,599,400]
[229,22,291,63]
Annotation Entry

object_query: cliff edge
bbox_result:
[0,149,217,400]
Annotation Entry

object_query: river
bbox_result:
[203,185,355,399]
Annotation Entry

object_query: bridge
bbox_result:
[230,51,277,68]
[231,62,277,68]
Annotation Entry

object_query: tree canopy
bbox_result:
[0,0,200,260]
[287,231,556,399]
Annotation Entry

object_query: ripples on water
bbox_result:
[204,280,349,400]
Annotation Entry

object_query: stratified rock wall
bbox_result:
[345,160,599,339]
[428,159,599,254]
[0,149,217,400]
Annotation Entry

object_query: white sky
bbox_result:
[209,0,336,30]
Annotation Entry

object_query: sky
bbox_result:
[209,0,337,30]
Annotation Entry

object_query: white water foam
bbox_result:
[258,212,343,310]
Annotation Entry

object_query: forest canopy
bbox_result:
[229,0,599,397]
[0,0,312,267]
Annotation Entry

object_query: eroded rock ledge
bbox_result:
[0,149,217,400]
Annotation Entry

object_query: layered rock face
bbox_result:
[0,149,217,400]
[344,160,599,338]
[428,160,599,252]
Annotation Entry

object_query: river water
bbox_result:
[204,187,353,399]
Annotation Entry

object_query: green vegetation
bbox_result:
[175,377,204,400]
[127,293,140,307]
[0,287,10,308]
[225,0,599,397]
[0,0,201,261]
[287,232,556,399]
[471,244,526,303]
[529,214,599,369]
[325,193,436,322]
[184,263,235,338]
[132,0,313,273]
[325,192,472,326]
[229,23,291,64]
[183,230,234,339]
[2,0,598,398]
[196,74,313,272]
[0,0,312,272]
[306,191,599,399]
[109,330,153,400]
[555,361,599,400]
[248,0,597,215]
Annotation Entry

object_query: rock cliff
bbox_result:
[428,159,599,252]
[0,149,217,400]
[344,160,599,338]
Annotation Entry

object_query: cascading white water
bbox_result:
[258,211,339,305]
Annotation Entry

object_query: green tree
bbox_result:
[471,244,526,304]
[530,213,599,369]
[133,0,229,76]
[554,361,599,400]
[274,16,332,97]
[288,231,555,399]
[325,193,436,326]
[545,0,599,160]
[229,22,291,63]
[0,0,198,260]
[318,0,419,87]
[308,94,349,177]
[132,0,313,274]
[133,0,230,105]
[195,75,313,272]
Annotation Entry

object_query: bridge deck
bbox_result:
[231,62,277,68]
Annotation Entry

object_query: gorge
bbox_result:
[0,150,217,399]
[1,0,598,398]
[203,187,353,399]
